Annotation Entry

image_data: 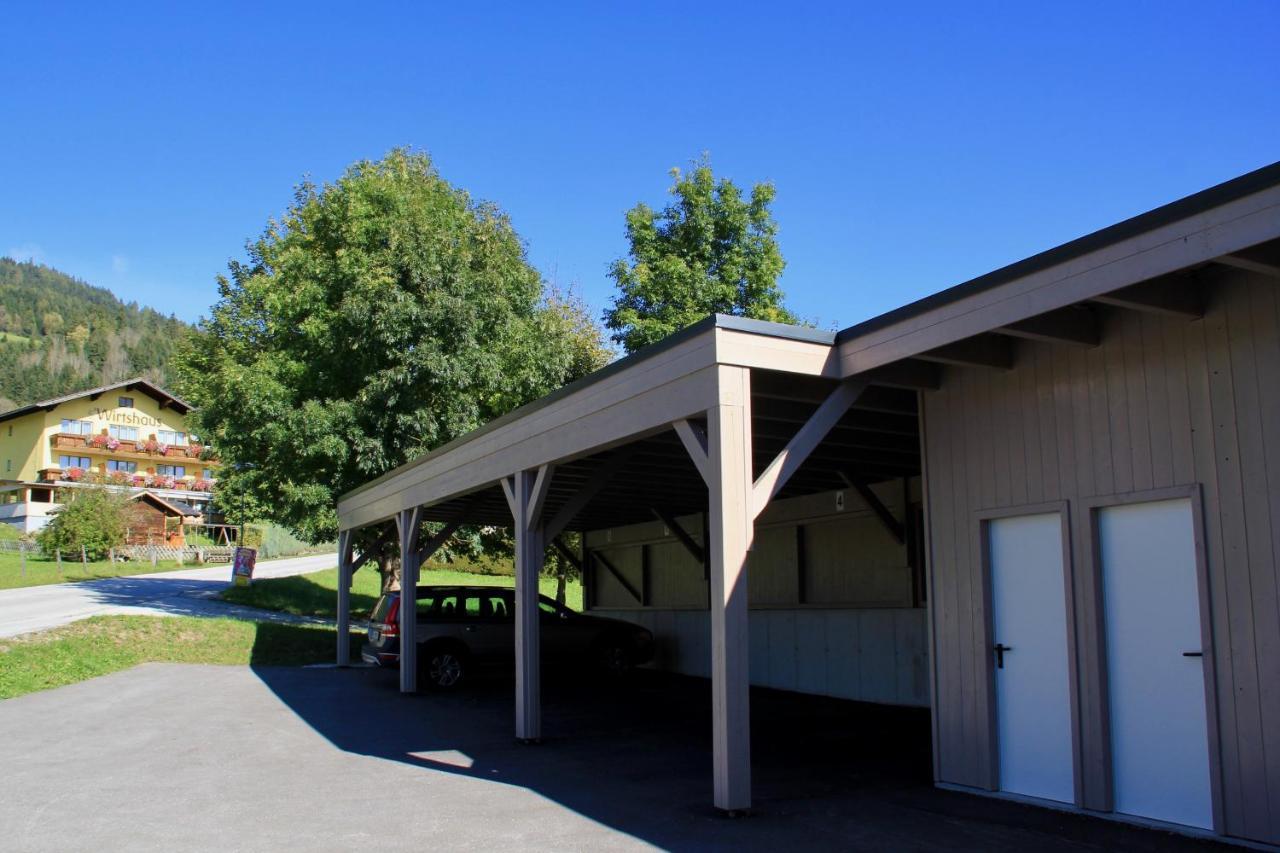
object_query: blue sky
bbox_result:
[2,2,1277,330]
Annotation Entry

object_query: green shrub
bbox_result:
[36,487,129,560]
[243,522,335,559]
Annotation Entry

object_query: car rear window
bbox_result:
[371,594,396,622]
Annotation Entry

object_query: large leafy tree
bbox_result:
[604,158,794,353]
[177,149,608,579]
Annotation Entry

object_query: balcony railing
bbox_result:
[36,466,216,493]
[50,432,217,462]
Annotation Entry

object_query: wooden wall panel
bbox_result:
[805,516,912,606]
[593,545,642,608]
[922,269,1280,844]
[647,540,705,607]
[747,525,798,605]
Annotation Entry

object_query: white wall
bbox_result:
[594,606,929,707]
[585,482,929,707]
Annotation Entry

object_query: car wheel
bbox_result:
[597,640,631,677]
[421,645,467,690]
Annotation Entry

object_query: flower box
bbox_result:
[51,433,85,449]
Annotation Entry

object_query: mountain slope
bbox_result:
[0,258,193,409]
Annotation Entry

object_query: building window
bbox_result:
[157,429,186,446]
[4,459,9,472]
[109,425,139,441]
[59,455,91,470]
[157,464,186,478]
[107,460,137,473]
[118,396,134,408]
[60,419,93,435]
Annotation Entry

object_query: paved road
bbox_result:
[0,664,1227,852]
[0,552,337,638]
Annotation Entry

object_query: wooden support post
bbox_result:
[396,507,423,693]
[504,466,553,743]
[706,365,753,813]
[336,529,353,666]
[796,524,807,605]
[640,544,651,607]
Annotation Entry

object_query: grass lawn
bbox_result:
[222,564,584,620]
[0,550,188,590]
[0,615,361,699]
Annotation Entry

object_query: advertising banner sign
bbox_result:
[232,546,258,587]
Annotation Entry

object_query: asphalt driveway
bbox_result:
[0,663,1233,852]
[0,552,336,638]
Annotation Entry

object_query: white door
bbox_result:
[989,512,1075,803]
[1099,498,1213,829]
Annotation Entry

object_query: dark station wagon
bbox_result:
[362,585,655,689]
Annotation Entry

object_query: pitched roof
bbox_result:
[130,490,200,517]
[0,378,193,424]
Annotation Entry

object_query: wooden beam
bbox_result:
[752,379,869,519]
[996,306,1099,347]
[551,536,581,571]
[1091,275,1203,319]
[916,334,1014,370]
[414,517,465,566]
[850,481,905,545]
[544,448,637,539]
[673,419,711,485]
[594,549,642,603]
[526,464,554,528]
[1216,252,1280,280]
[350,527,394,573]
[500,476,516,517]
[652,507,705,564]
[860,359,941,390]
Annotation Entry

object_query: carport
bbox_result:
[336,160,1280,844]
[335,314,926,812]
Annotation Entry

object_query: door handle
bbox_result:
[464,625,479,633]
[1182,651,1203,658]
[993,643,1013,668]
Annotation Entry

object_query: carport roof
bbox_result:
[835,158,1280,343]
[338,159,1280,532]
[340,314,835,504]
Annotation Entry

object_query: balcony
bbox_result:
[50,433,218,463]
[36,465,216,494]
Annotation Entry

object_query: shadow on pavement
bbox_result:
[250,660,1230,852]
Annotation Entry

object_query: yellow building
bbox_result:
[0,378,219,532]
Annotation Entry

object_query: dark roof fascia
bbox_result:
[0,378,194,424]
[835,159,1280,345]
[340,315,833,504]
[0,379,193,423]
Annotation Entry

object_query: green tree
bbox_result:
[37,487,129,561]
[604,157,794,354]
[176,149,609,586]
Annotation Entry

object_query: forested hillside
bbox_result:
[0,258,193,409]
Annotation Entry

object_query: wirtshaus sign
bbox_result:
[87,408,163,427]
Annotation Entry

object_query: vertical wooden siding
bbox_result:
[923,268,1280,844]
